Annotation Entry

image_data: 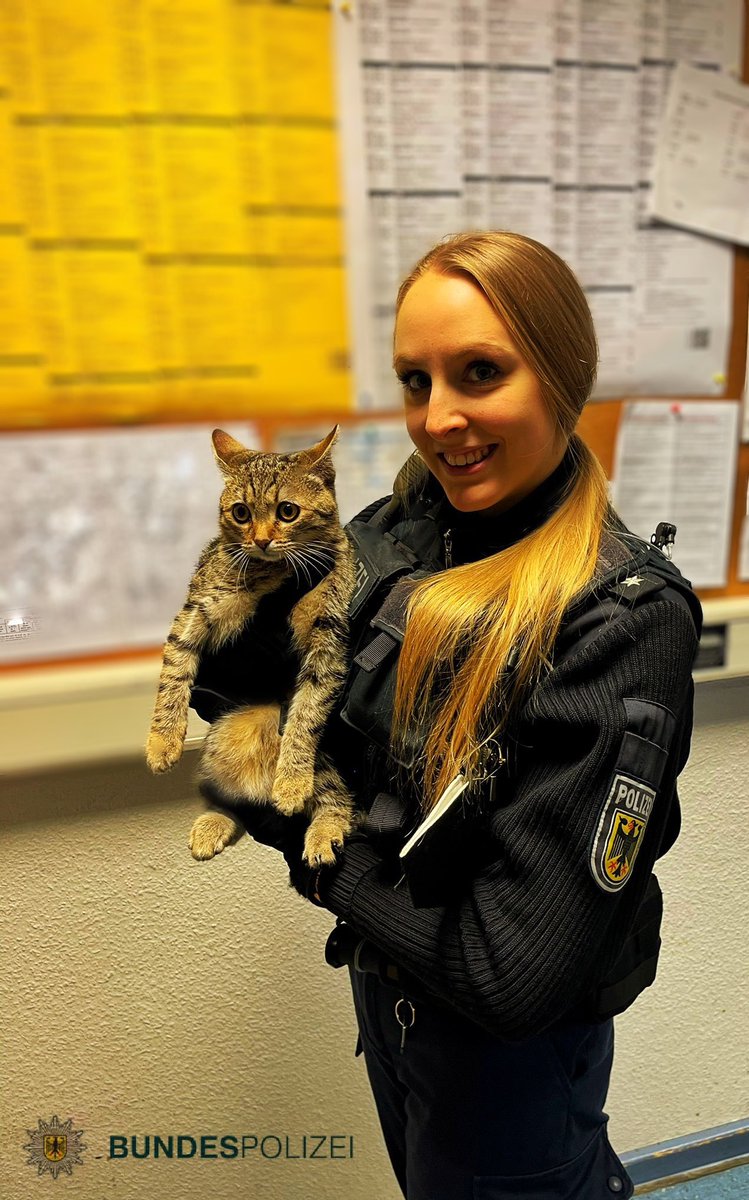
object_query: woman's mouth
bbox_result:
[438,445,497,474]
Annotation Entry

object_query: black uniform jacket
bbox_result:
[322,449,702,1040]
[193,448,702,1042]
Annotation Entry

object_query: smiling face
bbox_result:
[394,270,569,517]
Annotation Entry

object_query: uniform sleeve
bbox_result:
[323,598,699,1040]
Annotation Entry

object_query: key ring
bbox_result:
[395,997,416,1029]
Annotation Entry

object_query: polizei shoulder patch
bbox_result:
[590,773,655,893]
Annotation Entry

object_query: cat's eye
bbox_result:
[231,503,251,523]
[277,501,300,522]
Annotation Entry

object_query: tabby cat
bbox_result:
[145,425,358,867]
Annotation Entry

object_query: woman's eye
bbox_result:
[397,370,430,393]
[277,501,300,522]
[466,361,499,384]
[231,503,251,523]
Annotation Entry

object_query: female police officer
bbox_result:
[193,231,702,1200]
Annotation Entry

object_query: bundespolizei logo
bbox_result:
[24,1115,86,1179]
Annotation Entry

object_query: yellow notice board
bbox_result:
[0,0,350,428]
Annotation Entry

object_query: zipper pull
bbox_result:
[444,528,453,568]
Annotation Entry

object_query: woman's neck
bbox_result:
[432,443,579,564]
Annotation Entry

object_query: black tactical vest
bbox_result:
[335,494,703,1023]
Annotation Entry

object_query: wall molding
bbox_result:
[622,1118,749,1193]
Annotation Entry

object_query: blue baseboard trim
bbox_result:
[621,1119,749,1190]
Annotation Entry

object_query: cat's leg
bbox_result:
[147,589,257,773]
[272,594,350,815]
[188,807,244,861]
[189,705,282,860]
[146,604,210,772]
[302,754,360,867]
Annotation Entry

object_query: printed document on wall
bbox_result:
[739,517,749,582]
[335,0,742,407]
[651,63,749,246]
[742,308,749,441]
[611,400,740,589]
[629,1,739,396]
[0,423,258,663]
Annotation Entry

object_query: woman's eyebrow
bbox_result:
[392,342,514,370]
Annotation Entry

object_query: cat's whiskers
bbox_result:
[301,538,337,554]
[285,553,302,588]
[215,555,241,582]
[283,545,313,589]
[238,555,252,596]
[222,548,246,570]
[295,546,336,574]
[296,539,335,561]
[217,549,252,593]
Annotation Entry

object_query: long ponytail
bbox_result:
[389,231,614,813]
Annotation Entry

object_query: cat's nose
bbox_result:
[254,538,271,551]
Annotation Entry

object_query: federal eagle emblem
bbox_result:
[591,773,655,893]
[604,812,646,883]
[24,1115,86,1179]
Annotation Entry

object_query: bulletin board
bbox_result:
[576,0,749,603]
[0,0,351,427]
[2,0,749,676]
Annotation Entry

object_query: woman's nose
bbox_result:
[423,384,468,440]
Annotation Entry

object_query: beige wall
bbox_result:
[1,677,747,1199]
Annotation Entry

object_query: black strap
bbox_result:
[361,791,414,847]
[354,629,399,672]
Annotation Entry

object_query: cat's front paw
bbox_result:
[146,730,183,773]
[271,771,313,816]
[188,812,240,860]
[303,827,345,868]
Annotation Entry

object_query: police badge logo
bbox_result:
[45,1132,66,1160]
[24,1115,86,1179]
[590,773,655,893]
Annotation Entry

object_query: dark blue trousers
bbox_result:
[348,965,634,1200]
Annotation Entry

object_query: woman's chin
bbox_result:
[441,482,509,515]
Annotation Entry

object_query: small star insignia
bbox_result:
[621,575,643,589]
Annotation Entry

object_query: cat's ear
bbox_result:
[296,424,338,465]
[212,429,254,474]
[294,424,340,473]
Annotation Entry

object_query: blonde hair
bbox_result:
[390,231,619,812]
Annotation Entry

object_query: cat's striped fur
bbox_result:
[146,425,358,866]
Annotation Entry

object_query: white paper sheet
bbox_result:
[632,2,737,399]
[611,400,740,588]
[739,515,749,582]
[0,422,258,663]
[651,62,749,246]
[632,222,733,396]
[742,308,749,442]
